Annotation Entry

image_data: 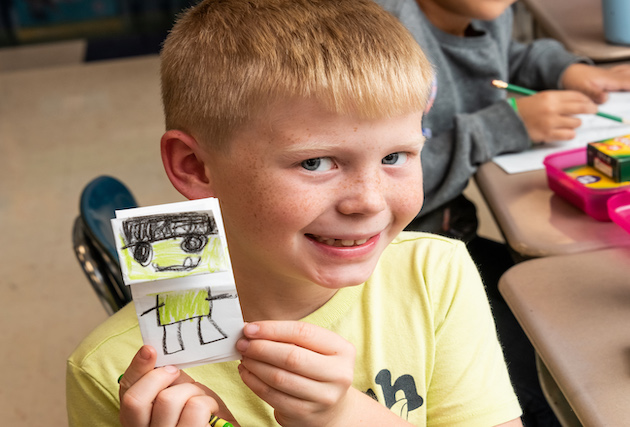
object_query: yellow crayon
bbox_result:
[209,414,233,427]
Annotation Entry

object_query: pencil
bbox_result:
[491,79,630,124]
[209,414,234,427]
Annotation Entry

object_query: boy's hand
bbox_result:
[515,90,598,143]
[236,321,357,427]
[118,345,238,427]
[561,63,630,104]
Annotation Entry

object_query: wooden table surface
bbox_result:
[499,247,630,426]
[475,161,630,258]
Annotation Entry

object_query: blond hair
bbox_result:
[161,0,433,150]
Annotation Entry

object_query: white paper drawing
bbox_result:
[111,198,244,368]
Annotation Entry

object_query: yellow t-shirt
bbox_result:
[66,232,521,426]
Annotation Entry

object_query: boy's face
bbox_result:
[201,100,425,290]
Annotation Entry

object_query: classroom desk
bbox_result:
[498,247,630,427]
[522,0,630,63]
[474,161,630,258]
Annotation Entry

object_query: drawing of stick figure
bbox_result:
[141,287,235,354]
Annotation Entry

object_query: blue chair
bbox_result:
[72,176,137,314]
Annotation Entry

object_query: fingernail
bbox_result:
[236,338,250,352]
[243,323,259,336]
[139,346,152,360]
[164,365,178,374]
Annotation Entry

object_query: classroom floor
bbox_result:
[0,41,179,426]
[0,38,504,426]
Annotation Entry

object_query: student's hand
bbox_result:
[234,322,352,426]
[118,345,239,427]
[237,322,413,426]
[561,63,630,104]
[236,321,354,426]
[515,90,598,143]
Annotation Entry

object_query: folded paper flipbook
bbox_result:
[111,198,244,368]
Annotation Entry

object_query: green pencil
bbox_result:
[491,79,630,124]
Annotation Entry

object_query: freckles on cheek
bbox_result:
[264,193,317,225]
[401,185,424,217]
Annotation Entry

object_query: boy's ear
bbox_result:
[161,130,215,200]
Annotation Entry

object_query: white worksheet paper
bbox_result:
[493,92,630,174]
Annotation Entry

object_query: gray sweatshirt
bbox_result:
[375,0,585,235]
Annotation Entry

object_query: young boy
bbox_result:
[66,1,524,426]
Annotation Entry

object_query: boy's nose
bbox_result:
[337,172,387,216]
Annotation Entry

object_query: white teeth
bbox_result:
[312,235,369,247]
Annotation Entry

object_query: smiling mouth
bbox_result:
[153,256,201,272]
[306,234,370,247]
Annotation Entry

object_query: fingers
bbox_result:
[237,321,355,389]
[516,91,595,143]
[237,363,304,412]
[562,63,630,103]
[176,396,217,426]
[238,336,350,382]
[241,321,351,356]
[236,321,355,416]
[150,383,217,427]
[607,64,630,86]
[240,356,342,402]
[119,364,181,427]
[554,92,598,116]
[118,346,236,427]
[588,89,608,105]
[536,128,577,144]
[120,363,229,427]
[518,90,597,116]
[572,80,608,104]
[170,370,199,386]
[174,371,239,424]
[595,64,630,93]
[119,345,157,398]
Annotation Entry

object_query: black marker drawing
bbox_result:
[113,199,244,366]
[141,287,236,354]
[121,211,219,273]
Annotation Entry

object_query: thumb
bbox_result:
[118,345,157,398]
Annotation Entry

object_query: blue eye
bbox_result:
[382,152,407,165]
[301,157,334,172]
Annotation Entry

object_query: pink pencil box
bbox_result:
[543,147,630,232]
